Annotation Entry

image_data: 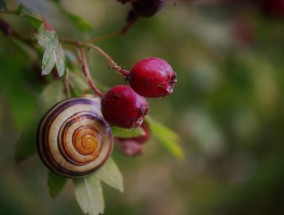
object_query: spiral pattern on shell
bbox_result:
[37,96,113,178]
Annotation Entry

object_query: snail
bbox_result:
[37,96,113,178]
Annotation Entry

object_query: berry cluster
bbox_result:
[101,57,177,156]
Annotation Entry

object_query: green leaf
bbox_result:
[15,80,66,163]
[74,176,104,215]
[73,158,123,215]
[14,121,38,163]
[48,171,68,199]
[0,0,7,11]
[96,158,123,192]
[15,4,42,28]
[38,24,65,77]
[112,126,145,138]
[37,80,66,109]
[148,118,185,160]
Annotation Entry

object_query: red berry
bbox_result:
[101,85,149,128]
[128,57,177,98]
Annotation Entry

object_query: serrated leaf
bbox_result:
[74,176,104,215]
[48,171,67,199]
[0,0,7,11]
[15,80,66,163]
[148,118,185,160]
[38,24,65,77]
[15,4,42,28]
[112,126,145,138]
[95,158,123,192]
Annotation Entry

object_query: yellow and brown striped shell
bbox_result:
[37,96,113,178]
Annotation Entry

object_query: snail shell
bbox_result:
[37,96,113,178]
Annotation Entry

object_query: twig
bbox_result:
[1,10,130,78]
[121,15,138,34]
[77,47,104,98]
[0,17,35,45]
[61,38,129,77]
[80,42,129,77]
[0,10,18,16]
[85,31,122,43]
[65,68,72,98]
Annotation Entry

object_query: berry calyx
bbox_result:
[101,85,149,128]
[127,57,177,98]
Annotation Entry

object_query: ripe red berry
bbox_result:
[101,85,149,128]
[128,57,177,98]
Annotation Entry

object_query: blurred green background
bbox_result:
[1,0,284,214]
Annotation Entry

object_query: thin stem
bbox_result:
[61,38,129,77]
[81,42,130,76]
[77,47,104,98]
[65,68,72,98]
[0,10,18,16]
[121,16,138,34]
[81,42,129,76]
[85,31,122,43]
[13,31,36,45]
[0,17,35,45]
[1,11,130,78]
